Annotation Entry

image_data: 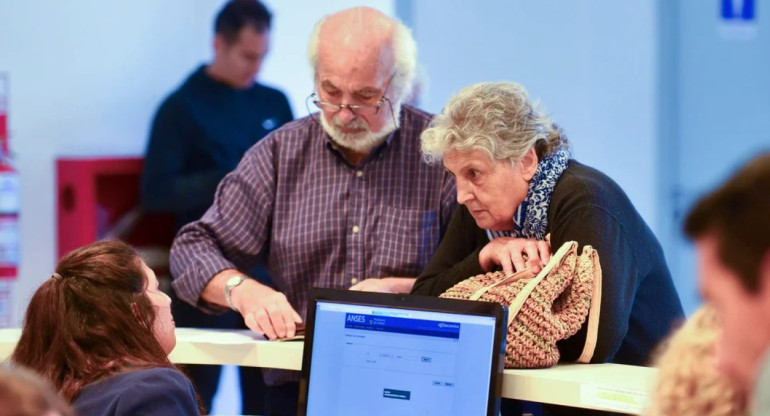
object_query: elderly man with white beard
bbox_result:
[168,7,455,415]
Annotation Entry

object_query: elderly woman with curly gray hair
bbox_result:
[410,82,684,415]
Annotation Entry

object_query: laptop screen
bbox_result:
[298,288,506,416]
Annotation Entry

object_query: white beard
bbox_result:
[321,104,401,155]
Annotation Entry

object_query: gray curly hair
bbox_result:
[420,82,569,165]
[644,305,746,416]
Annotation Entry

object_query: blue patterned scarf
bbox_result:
[486,148,570,241]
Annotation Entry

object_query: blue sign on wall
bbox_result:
[721,0,755,21]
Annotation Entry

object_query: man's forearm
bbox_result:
[201,268,277,312]
[200,269,243,308]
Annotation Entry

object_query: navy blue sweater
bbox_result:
[142,65,293,230]
[73,367,199,416]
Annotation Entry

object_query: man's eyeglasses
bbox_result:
[308,74,395,118]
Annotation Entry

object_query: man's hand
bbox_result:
[478,237,550,275]
[200,269,302,340]
[349,277,416,293]
[231,280,303,340]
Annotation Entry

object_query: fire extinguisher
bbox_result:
[0,168,18,279]
[0,73,18,280]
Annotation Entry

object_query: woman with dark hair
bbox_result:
[11,240,200,416]
[411,82,684,415]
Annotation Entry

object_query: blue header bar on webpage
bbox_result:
[344,313,460,339]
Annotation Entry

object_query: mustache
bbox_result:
[332,117,369,130]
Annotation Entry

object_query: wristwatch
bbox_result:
[224,275,246,311]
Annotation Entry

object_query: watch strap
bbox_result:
[224,275,246,311]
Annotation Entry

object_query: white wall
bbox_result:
[1,0,660,326]
[667,0,770,314]
[1,2,665,414]
[0,0,393,326]
[407,0,660,232]
[0,0,673,329]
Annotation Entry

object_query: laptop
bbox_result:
[298,288,507,416]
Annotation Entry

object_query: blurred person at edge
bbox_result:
[169,6,455,416]
[684,152,770,415]
[0,365,74,416]
[411,81,684,416]
[141,1,293,413]
[11,240,200,416]
[644,305,746,416]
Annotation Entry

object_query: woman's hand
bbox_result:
[478,237,551,275]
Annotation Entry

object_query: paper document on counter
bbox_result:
[175,328,267,344]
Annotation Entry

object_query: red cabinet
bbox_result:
[56,157,175,268]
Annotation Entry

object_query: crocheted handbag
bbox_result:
[440,241,602,368]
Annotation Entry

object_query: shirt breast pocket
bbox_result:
[371,208,440,278]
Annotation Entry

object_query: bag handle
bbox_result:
[506,242,577,327]
[576,247,602,363]
[468,269,533,301]
[466,240,602,364]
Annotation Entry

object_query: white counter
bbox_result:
[1,328,656,414]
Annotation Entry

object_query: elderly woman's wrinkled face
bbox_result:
[444,148,536,231]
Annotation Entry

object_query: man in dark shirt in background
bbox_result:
[141,1,293,414]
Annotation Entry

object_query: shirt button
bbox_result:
[356,170,363,178]
[352,225,360,233]
[351,277,359,285]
